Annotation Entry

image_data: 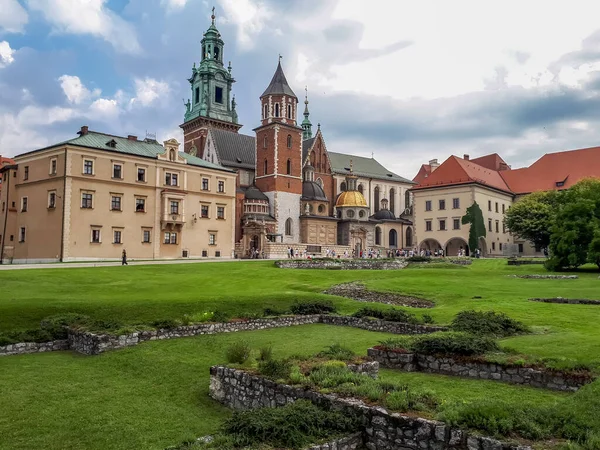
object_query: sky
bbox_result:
[2,0,600,179]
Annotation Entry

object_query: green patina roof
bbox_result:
[18,131,233,173]
[328,151,416,184]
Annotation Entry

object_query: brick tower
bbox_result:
[254,58,304,243]
[180,8,242,156]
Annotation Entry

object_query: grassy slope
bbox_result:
[0,324,569,450]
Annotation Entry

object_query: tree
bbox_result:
[504,190,562,250]
[462,202,486,254]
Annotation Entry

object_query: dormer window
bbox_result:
[106,139,117,148]
[556,181,565,187]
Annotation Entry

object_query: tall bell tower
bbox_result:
[254,58,304,243]
[180,7,242,156]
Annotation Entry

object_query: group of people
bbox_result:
[248,247,264,259]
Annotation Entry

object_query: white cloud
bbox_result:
[89,98,119,120]
[131,77,170,106]
[217,0,272,50]
[0,40,15,67]
[58,75,100,104]
[0,0,28,33]
[161,0,188,11]
[27,0,141,54]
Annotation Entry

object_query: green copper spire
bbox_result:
[301,86,313,140]
[183,6,237,124]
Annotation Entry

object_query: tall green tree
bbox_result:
[504,190,562,250]
[461,202,486,254]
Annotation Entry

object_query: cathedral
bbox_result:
[180,12,416,258]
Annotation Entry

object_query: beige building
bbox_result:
[0,126,236,264]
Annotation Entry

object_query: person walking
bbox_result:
[121,249,128,265]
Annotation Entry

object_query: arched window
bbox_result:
[286,159,291,175]
[405,190,411,210]
[275,103,280,117]
[169,149,175,161]
[389,229,398,248]
[406,227,413,247]
[263,104,268,119]
[287,135,292,148]
[358,184,364,194]
[375,227,382,246]
[374,186,380,212]
[263,159,268,175]
[214,46,220,60]
[285,218,292,236]
[389,188,395,214]
[340,181,346,192]
[287,104,292,118]
[263,136,267,148]
[316,177,323,187]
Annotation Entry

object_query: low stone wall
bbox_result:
[507,259,545,266]
[320,315,447,335]
[347,361,379,379]
[275,260,408,270]
[324,282,434,308]
[530,297,600,305]
[209,366,530,450]
[508,274,578,279]
[0,339,69,357]
[368,348,592,392]
[307,433,364,450]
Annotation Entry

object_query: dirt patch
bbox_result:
[324,282,434,308]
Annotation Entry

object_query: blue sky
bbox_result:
[2,0,600,178]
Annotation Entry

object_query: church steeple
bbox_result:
[260,57,299,127]
[302,86,312,140]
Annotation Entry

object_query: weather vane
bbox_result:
[279,53,282,62]
[211,6,215,24]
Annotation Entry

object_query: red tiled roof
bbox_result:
[470,153,509,171]
[412,155,511,193]
[412,164,431,184]
[501,146,600,194]
[0,156,14,167]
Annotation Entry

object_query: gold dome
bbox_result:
[336,191,368,207]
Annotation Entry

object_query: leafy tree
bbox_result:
[461,202,486,254]
[504,190,562,250]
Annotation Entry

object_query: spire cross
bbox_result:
[350,159,353,173]
[305,85,308,103]
[211,6,215,23]
[279,53,282,62]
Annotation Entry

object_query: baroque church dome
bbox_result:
[372,209,396,220]
[302,181,328,201]
[244,185,269,201]
[335,191,368,208]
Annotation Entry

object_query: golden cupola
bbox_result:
[335,191,367,207]
[335,159,370,221]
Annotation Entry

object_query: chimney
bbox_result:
[428,158,440,172]
[463,154,470,161]
[127,135,138,141]
[78,125,89,136]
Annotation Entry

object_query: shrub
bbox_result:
[385,387,440,412]
[450,310,530,337]
[378,336,415,351]
[411,332,499,356]
[422,314,434,324]
[317,343,355,361]
[263,307,284,317]
[151,319,181,330]
[0,335,17,346]
[290,300,336,315]
[353,306,420,324]
[258,359,292,379]
[212,310,230,323]
[183,311,214,325]
[225,340,251,364]
[237,311,262,320]
[258,345,273,362]
[40,313,90,339]
[407,256,431,262]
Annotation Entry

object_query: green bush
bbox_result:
[263,307,284,317]
[317,343,355,361]
[212,310,230,323]
[0,335,17,346]
[40,313,91,339]
[182,311,215,325]
[289,300,336,315]
[450,310,530,337]
[353,306,420,324]
[422,314,434,324]
[238,311,262,320]
[225,340,251,364]
[258,345,273,362]
[406,256,431,262]
[385,387,439,412]
[378,336,414,351]
[411,332,499,356]
[151,319,181,330]
[258,359,292,379]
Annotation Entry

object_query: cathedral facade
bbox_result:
[180,13,416,258]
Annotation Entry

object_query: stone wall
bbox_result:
[0,339,69,357]
[275,259,408,270]
[347,361,379,379]
[530,297,600,305]
[368,348,592,392]
[209,366,531,450]
[307,433,363,450]
[507,274,578,279]
[320,315,447,335]
[507,259,545,266]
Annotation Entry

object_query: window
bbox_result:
[111,196,122,211]
[518,243,524,253]
[135,198,145,212]
[113,164,122,179]
[48,192,56,209]
[195,87,200,104]
[202,250,208,257]
[81,193,93,209]
[91,229,101,243]
[50,159,57,175]
[488,200,492,211]
[453,218,460,230]
[21,197,27,212]
[83,160,94,175]
[287,104,292,118]
[215,86,223,104]
[425,220,432,231]
[439,199,446,210]
[218,180,225,193]
[164,232,177,244]
[209,233,216,245]
[285,218,292,236]
[502,204,505,214]
[452,198,460,209]
[24,166,29,180]
[495,202,499,213]
[502,223,506,234]
[287,134,292,148]
[495,220,499,233]
[170,201,179,215]
[215,251,221,257]
[499,243,503,251]
[286,159,291,175]
[201,205,209,218]
[439,219,446,231]
[263,104,268,119]
[113,230,122,244]
[492,242,496,251]
[263,159,268,175]
[165,172,178,186]
[488,219,492,232]
[137,168,146,182]
[263,136,267,148]
[217,206,225,219]
[142,229,151,243]
[318,204,325,213]
[375,227,382,245]
[19,227,26,242]
[274,103,280,117]
[202,178,209,190]
[425,200,432,211]
[346,210,355,218]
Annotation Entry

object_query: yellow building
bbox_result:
[0,126,236,263]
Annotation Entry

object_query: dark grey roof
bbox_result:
[261,61,297,98]
[244,185,269,201]
[328,151,416,184]
[302,181,328,201]
[302,137,316,161]
[211,129,255,169]
[371,209,396,221]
